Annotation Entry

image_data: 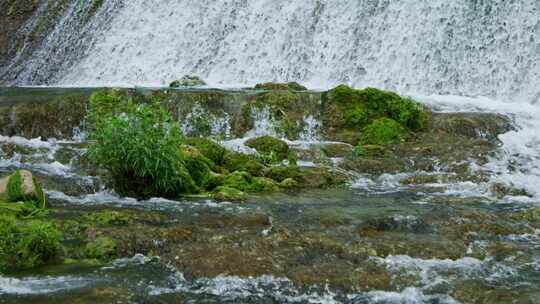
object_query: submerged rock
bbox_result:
[169,75,207,87]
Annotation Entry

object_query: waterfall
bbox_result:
[2,1,540,198]
[42,0,540,104]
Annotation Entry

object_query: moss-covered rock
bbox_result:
[251,177,280,192]
[223,171,253,191]
[263,166,301,182]
[279,178,299,190]
[0,214,61,272]
[169,75,206,88]
[254,82,307,91]
[319,143,354,158]
[185,137,226,165]
[212,186,247,201]
[223,152,266,175]
[322,85,429,144]
[430,112,514,143]
[245,136,290,163]
[85,236,117,261]
[359,118,408,145]
[181,145,214,186]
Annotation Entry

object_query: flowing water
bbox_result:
[1,1,540,303]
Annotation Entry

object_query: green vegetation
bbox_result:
[323,85,429,145]
[1,170,47,218]
[83,210,131,226]
[0,214,61,273]
[185,137,226,165]
[246,136,290,164]
[360,118,407,145]
[88,91,197,198]
[254,82,307,91]
[85,236,117,261]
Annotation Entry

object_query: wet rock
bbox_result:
[318,142,353,158]
[169,75,206,87]
[430,112,514,143]
[490,182,531,199]
[358,215,431,235]
[254,82,307,91]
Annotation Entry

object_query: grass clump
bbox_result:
[0,215,61,272]
[88,91,197,198]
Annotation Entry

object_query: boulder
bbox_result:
[169,75,206,87]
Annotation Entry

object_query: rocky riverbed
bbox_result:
[1,86,539,303]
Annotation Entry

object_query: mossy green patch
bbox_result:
[245,136,290,164]
[322,85,429,144]
[360,118,407,145]
[83,211,131,226]
[85,237,117,261]
[213,186,246,201]
[185,137,226,165]
[0,214,61,272]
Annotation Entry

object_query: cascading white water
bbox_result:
[55,0,540,103]
[3,1,540,199]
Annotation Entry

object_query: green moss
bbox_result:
[223,152,266,175]
[204,172,225,190]
[223,171,253,191]
[254,82,307,91]
[182,146,213,186]
[323,85,429,142]
[213,186,246,201]
[263,166,301,182]
[353,144,386,158]
[245,136,290,164]
[360,118,407,145]
[0,214,61,272]
[83,211,131,226]
[185,137,226,165]
[85,237,117,261]
[279,178,299,190]
[250,177,280,192]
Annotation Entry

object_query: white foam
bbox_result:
[0,275,92,295]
